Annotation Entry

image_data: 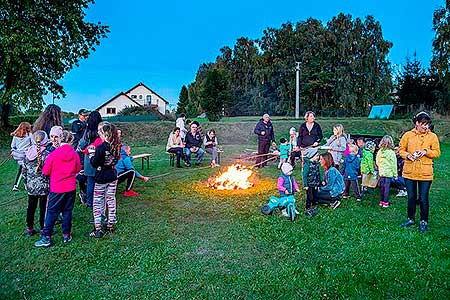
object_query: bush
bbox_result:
[118,105,174,121]
[8,114,39,126]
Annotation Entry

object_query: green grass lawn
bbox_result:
[0,132,449,299]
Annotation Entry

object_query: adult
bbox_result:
[71,109,89,149]
[254,113,276,168]
[398,112,440,232]
[184,122,204,167]
[288,127,301,168]
[175,113,187,140]
[77,111,103,207]
[297,111,323,149]
[204,129,220,167]
[315,152,345,209]
[116,144,150,196]
[166,127,186,168]
[323,124,347,168]
[33,104,63,136]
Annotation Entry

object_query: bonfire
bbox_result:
[208,164,254,190]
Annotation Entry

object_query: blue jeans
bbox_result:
[405,179,432,222]
[42,191,76,237]
[391,176,406,190]
[86,176,96,208]
[379,177,392,203]
[184,147,204,164]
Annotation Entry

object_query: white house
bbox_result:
[96,82,169,117]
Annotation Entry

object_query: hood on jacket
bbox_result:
[120,148,130,158]
[54,144,79,162]
[25,135,49,161]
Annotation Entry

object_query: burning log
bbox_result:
[208,164,254,190]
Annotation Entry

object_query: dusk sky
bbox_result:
[52,0,444,113]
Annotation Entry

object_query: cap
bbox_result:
[365,140,376,150]
[78,109,89,116]
[281,162,293,175]
[303,147,319,159]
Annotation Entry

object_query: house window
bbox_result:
[131,95,137,99]
[139,95,143,100]
[146,95,151,105]
[106,107,116,114]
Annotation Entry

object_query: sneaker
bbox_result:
[105,226,114,235]
[396,190,407,197]
[26,229,37,237]
[185,162,191,167]
[331,200,341,209]
[35,236,51,247]
[342,194,350,199]
[419,220,428,232]
[176,164,183,168]
[63,234,72,244]
[281,209,288,217]
[86,229,104,238]
[356,198,362,202]
[382,202,390,208]
[305,208,318,217]
[124,189,140,197]
[12,185,19,192]
[379,201,384,207]
[400,219,415,228]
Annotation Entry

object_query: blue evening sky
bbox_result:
[53,0,444,113]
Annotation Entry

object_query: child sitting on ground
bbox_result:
[116,144,150,197]
[35,131,81,247]
[278,138,290,168]
[10,122,32,191]
[376,135,397,208]
[341,144,362,201]
[302,147,321,217]
[278,162,301,216]
[361,140,377,195]
[22,130,50,237]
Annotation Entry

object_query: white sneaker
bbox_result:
[12,185,19,192]
[281,209,288,217]
[396,190,407,197]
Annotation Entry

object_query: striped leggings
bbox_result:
[93,180,118,226]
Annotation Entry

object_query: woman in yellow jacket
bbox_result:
[398,112,440,232]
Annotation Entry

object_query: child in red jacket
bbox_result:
[35,131,81,247]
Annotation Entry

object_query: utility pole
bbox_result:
[295,62,301,118]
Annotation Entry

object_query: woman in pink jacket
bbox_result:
[34,131,81,247]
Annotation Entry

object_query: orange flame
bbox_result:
[208,164,254,190]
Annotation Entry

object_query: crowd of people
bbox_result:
[255,111,441,232]
[8,106,441,247]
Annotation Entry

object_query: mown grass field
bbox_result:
[0,119,449,299]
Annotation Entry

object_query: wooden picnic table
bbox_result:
[132,153,152,169]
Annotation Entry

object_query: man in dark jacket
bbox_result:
[254,113,276,168]
[71,109,88,149]
[184,122,204,167]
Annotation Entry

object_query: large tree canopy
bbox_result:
[0,0,109,126]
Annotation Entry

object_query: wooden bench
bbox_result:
[132,153,152,169]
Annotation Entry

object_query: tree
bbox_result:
[431,0,450,114]
[0,0,109,126]
[176,85,189,114]
[200,68,229,121]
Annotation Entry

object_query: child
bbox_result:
[341,144,362,201]
[302,147,321,216]
[356,137,365,158]
[278,138,290,168]
[278,162,301,216]
[116,144,150,197]
[22,130,50,236]
[35,131,81,247]
[361,140,377,195]
[88,123,121,238]
[10,122,32,191]
[376,135,397,208]
[204,129,220,167]
[343,138,355,157]
[393,146,407,197]
[323,124,347,169]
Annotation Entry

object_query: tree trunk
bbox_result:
[1,103,11,128]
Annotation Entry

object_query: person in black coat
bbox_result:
[254,113,276,168]
[297,111,323,149]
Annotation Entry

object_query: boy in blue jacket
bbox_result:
[341,144,361,201]
[116,144,150,197]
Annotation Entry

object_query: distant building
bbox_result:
[96,82,169,117]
